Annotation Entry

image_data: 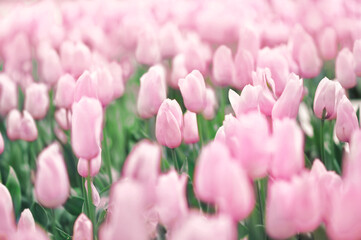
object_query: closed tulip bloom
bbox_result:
[135,26,161,66]
[18,209,35,231]
[159,22,182,58]
[77,151,102,178]
[343,130,361,186]
[60,41,92,78]
[272,73,303,119]
[10,226,50,240]
[170,54,188,89]
[54,74,76,109]
[91,67,114,106]
[55,108,72,131]
[212,45,235,86]
[72,97,103,159]
[179,70,206,113]
[0,183,16,238]
[122,140,162,204]
[156,170,188,229]
[298,38,322,78]
[24,83,49,120]
[182,111,199,144]
[228,86,261,117]
[336,48,357,89]
[270,119,304,179]
[35,143,70,208]
[335,96,359,142]
[313,77,344,119]
[74,71,97,103]
[155,99,183,148]
[354,39,361,76]
[137,65,167,118]
[85,181,100,207]
[0,74,18,116]
[202,87,218,120]
[234,49,254,89]
[73,214,92,240]
[170,213,237,240]
[318,27,338,60]
[38,47,63,86]
[7,110,38,141]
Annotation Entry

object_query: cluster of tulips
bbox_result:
[1,0,361,239]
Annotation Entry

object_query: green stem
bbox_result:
[320,111,326,168]
[197,114,203,147]
[171,148,179,172]
[82,177,89,216]
[103,128,113,184]
[87,161,95,239]
[51,209,57,240]
[256,181,266,240]
[149,116,155,140]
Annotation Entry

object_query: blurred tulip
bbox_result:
[85,181,100,207]
[135,26,161,65]
[24,83,49,120]
[336,48,357,89]
[18,209,35,231]
[10,226,49,240]
[155,99,183,148]
[73,214,92,240]
[55,108,72,131]
[298,38,322,78]
[0,74,18,116]
[183,111,199,144]
[202,87,218,120]
[35,143,70,208]
[0,133,3,154]
[318,27,338,60]
[60,41,92,78]
[38,46,63,85]
[179,70,206,113]
[74,71,97,103]
[335,96,359,142]
[72,97,103,159]
[0,183,16,238]
[228,86,261,117]
[54,74,76,109]
[238,26,260,61]
[159,23,182,58]
[108,62,125,99]
[137,65,167,118]
[212,45,235,86]
[170,54,188,89]
[354,39,361,76]
[234,49,254,89]
[156,170,188,229]
[77,151,102,178]
[270,118,304,179]
[7,110,38,141]
[91,67,114,106]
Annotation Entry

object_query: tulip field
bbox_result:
[2,0,361,239]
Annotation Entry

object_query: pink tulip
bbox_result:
[233,49,254,89]
[212,45,235,87]
[183,111,199,144]
[228,86,261,117]
[270,118,304,179]
[272,73,303,119]
[99,180,147,240]
[170,212,237,240]
[6,110,38,142]
[237,26,260,61]
[183,34,210,75]
[0,183,16,238]
[91,67,115,106]
[336,48,357,89]
[137,65,167,118]
[60,41,92,78]
[178,70,206,113]
[318,27,338,60]
[266,172,322,239]
[0,133,4,154]
[77,151,102,178]
[202,87,218,120]
[35,143,70,208]
[85,181,100,207]
[335,96,359,142]
[170,54,188,89]
[313,77,344,119]
[37,45,63,86]
[54,74,76,109]
[72,97,103,159]
[74,71,97,103]
[156,170,188,229]
[24,83,49,120]
[54,126,68,144]
[108,62,125,99]
[343,130,361,186]
[159,22,182,58]
[223,113,271,178]
[0,74,18,116]
[55,108,72,131]
[155,99,183,148]
[122,140,162,205]
[135,26,161,66]
[10,226,50,240]
[18,209,35,231]
[298,38,322,78]
[73,214,92,240]
[354,39,361,76]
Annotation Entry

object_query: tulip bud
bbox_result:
[353,39,361,77]
[178,70,206,113]
[91,67,114,106]
[318,27,338,60]
[272,73,303,119]
[7,110,38,141]
[183,111,199,144]
[202,87,218,120]
[54,74,76,109]
[298,38,322,78]
[234,49,254,89]
[170,54,188,89]
[72,97,103,159]
[77,151,102,178]
[137,65,167,118]
[18,209,35,231]
[335,96,359,142]
[60,41,92,78]
[159,23,182,58]
[336,48,357,89]
[35,143,70,208]
[74,71,97,103]
[313,77,345,119]
[212,45,235,86]
[55,108,72,131]
[0,183,16,238]
[0,74,18,116]
[73,214,93,240]
[156,170,188,229]
[155,99,183,148]
[24,83,49,120]
[228,86,261,117]
[135,26,161,65]
[38,47,63,85]
[270,118,304,179]
[85,181,100,207]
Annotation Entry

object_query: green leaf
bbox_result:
[56,227,72,240]
[30,202,48,228]
[6,167,21,216]
[0,163,9,184]
[238,222,248,239]
[64,196,84,216]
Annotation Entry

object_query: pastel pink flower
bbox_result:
[0,183,16,238]
[55,108,72,131]
[37,45,63,86]
[228,86,261,117]
[6,110,38,142]
[233,49,254,89]
[73,214,93,240]
[0,133,4,154]
[237,26,260,61]
[71,97,103,159]
[0,74,18,116]
[91,67,115,106]
[85,181,100,207]
[212,45,235,87]
[77,151,102,178]
[74,71,97,103]
[159,22,182,58]
[179,70,206,113]
[35,143,70,208]
[170,54,188,89]
[336,48,357,89]
[318,27,338,60]
[202,87,218,120]
[135,26,161,66]
[24,83,49,120]
[335,96,359,142]
[108,62,125,99]
[298,38,322,78]
[353,39,361,77]
[18,209,35,231]
[54,74,76,109]
[183,111,199,144]
[60,41,92,78]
